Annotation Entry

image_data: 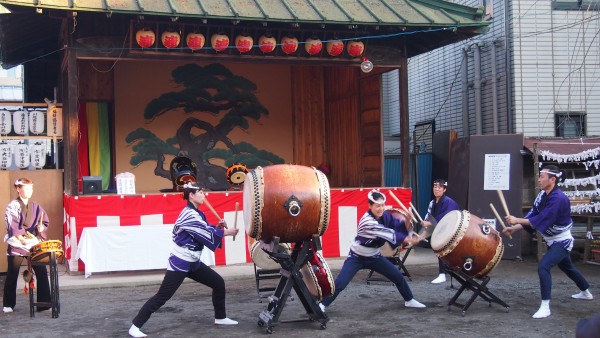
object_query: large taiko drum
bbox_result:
[431,210,503,277]
[300,250,335,301]
[249,239,291,270]
[244,164,330,243]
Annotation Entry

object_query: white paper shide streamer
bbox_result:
[30,142,46,169]
[29,110,45,135]
[0,110,11,134]
[12,110,28,135]
[14,142,30,168]
[0,142,12,169]
[539,147,600,163]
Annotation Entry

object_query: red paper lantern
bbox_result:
[304,37,322,55]
[161,31,181,49]
[235,35,254,53]
[258,35,276,53]
[186,32,205,51]
[281,36,298,55]
[211,33,230,52]
[347,41,365,57]
[135,28,155,48]
[326,40,344,56]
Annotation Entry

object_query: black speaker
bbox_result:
[82,176,102,195]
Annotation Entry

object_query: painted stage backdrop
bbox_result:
[114,62,293,192]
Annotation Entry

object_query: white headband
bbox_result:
[183,182,201,190]
[15,179,33,186]
[368,189,386,204]
[541,169,562,178]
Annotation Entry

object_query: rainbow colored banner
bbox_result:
[78,101,111,191]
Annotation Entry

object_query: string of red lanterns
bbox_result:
[134,27,365,57]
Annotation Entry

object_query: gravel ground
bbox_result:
[1,254,599,337]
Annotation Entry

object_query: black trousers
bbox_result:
[132,263,226,328]
[3,255,51,309]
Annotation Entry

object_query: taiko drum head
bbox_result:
[431,210,462,252]
[250,241,291,270]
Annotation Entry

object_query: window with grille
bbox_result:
[555,112,586,137]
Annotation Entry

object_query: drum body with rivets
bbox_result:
[431,210,503,277]
[243,164,330,243]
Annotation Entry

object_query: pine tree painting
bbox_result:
[125,63,285,190]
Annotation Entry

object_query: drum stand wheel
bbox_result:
[446,267,509,316]
[257,235,329,334]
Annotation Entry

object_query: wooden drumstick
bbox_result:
[496,190,510,217]
[233,202,239,241]
[489,203,512,240]
[388,191,418,223]
[409,202,424,223]
[203,197,223,223]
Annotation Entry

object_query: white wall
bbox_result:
[512,1,600,136]
[408,0,600,140]
[408,0,509,144]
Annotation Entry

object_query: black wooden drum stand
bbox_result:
[27,252,61,318]
[446,267,509,316]
[257,235,328,334]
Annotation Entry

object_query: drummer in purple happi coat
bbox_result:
[129,182,239,337]
[420,179,460,284]
[318,189,426,313]
[3,178,51,313]
[504,164,593,319]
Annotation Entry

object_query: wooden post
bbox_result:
[533,143,546,261]
[399,53,410,187]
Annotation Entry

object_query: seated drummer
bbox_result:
[319,189,426,313]
[421,179,460,284]
[3,178,51,313]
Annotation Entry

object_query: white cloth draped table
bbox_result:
[75,225,215,278]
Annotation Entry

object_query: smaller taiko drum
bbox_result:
[30,240,64,263]
[300,251,335,301]
[250,240,291,270]
[226,163,248,186]
[431,210,503,277]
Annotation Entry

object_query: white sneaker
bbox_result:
[431,274,446,284]
[571,290,593,300]
[319,303,326,313]
[128,324,147,338]
[215,318,238,325]
[3,307,13,313]
[532,307,551,319]
[405,299,426,308]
